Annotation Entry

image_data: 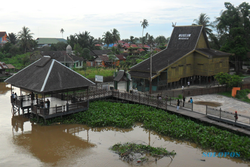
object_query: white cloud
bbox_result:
[1,0,244,39]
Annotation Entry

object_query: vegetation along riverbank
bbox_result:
[32,101,250,160]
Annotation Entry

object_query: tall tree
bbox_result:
[18,26,34,53]
[193,13,213,36]
[111,28,120,43]
[7,33,17,45]
[60,28,64,38]
[215,2,250,74]
[102,31,113,48]
[155,36,167,45]
[140,19,149,38]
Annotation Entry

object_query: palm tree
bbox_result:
[140,19,149,37]
[111,28,120,44]
[7,33,17,44]
[129,36,134,46]
[18,26,34,53]
[140,19,149,46]
[102,31,113,49]
[60,28,64,38]
[193,13,213,35]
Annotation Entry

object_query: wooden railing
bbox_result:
[31,101,88,117]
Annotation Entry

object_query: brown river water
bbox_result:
[0,82,249,167]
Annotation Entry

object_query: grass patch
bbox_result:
[32,101,250,160]
[74,67,115,79]
[218,89,250,103]
[218,91,232,97]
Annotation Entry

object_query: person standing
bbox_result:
[187,81,190,88]
[189,97,193,103]
[177,99,180,111]
[183,96,185,107]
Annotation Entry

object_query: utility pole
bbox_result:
[149,44,152,94]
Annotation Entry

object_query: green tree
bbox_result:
[7,33,17,45]
[102,31,113,49]
[18,26,34,53]
[193,13,213,35]
[140,19,149,39]
[111,28,120,43]
[215,2,250,74]
[215,72,242,88]
[155,36,167,45]
[82,48,92,60]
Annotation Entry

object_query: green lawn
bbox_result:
[74,67,115,79]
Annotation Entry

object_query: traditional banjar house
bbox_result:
[5,56,95,122]
[129,25,232,92]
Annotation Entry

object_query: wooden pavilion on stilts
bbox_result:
[5,56,95,123]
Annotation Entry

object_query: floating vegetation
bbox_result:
[34,101,250,160]
[110,142,176,163]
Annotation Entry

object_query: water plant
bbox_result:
[34,101,250,160]
[110,142,175,162]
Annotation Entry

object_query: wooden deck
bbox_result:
[11,89,250,135]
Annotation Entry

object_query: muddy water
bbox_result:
[0,82,249,167]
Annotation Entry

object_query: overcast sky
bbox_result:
[1,0,244,40]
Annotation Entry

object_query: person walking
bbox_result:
[183,96,185,107]
[177,99,180,111]
[234,111,238,122]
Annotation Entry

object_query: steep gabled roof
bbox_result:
[129,25,212,78]
[5,56,95,93]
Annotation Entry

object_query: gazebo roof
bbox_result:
[5,56,95,93]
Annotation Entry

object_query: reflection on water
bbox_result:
[1,82,250,167]
[0,82,11,95]
[12,116,95,165]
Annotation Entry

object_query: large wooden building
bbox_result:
[129,25,232,91]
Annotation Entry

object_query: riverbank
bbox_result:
[32,100,250,161]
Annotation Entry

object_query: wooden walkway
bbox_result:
[11,89,250,135]
[110,90,250,136]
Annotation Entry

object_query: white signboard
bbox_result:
[95,75,103,82]
[178,34,191,40]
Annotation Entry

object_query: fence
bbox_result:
[160,86,229,97]
[206,106,250,127]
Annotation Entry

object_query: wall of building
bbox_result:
[165,52,195,83]
[196,33,208,49]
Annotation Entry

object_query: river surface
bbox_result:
[0,82,249,167]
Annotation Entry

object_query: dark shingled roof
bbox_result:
[114,71,125,81]
[129,71,157,79]
[196,49,231,57]
[5,56,95,93]
[129,25,231,79]
[89,50,111,57]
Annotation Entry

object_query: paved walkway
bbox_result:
[188,94,250,116]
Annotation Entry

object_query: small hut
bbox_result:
[113,70,132,92]
[5,56,95,120]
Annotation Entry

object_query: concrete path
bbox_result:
[188,94,250,116]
